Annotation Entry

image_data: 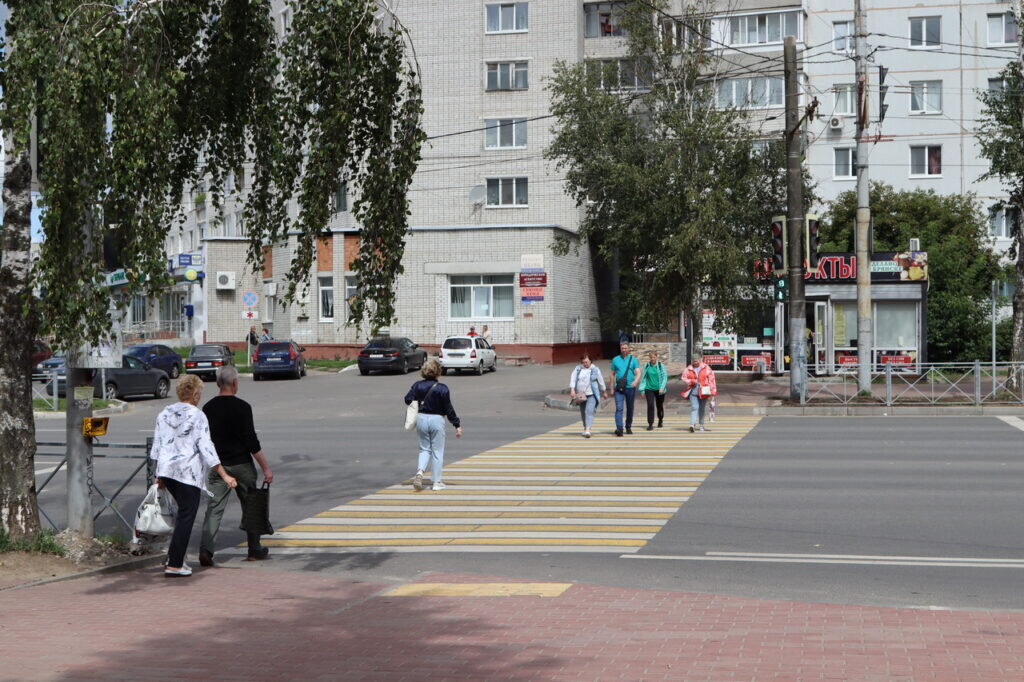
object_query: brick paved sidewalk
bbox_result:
[2,565,1024,681]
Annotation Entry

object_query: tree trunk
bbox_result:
[0,135,40,540]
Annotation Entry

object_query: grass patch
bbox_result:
[95,532,130,550]
[0,528,66,556]
[306,358,356,370]
[32,398,113,411]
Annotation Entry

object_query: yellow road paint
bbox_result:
[285,524,659,533]
[383,583,571,597]
[316,511,675,519]
[347,499,684,507]
[261,538,646,547]
[377,489,690,497]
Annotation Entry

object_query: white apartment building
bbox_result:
[127,1,1017,360]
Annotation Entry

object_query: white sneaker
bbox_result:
[689,425,695,433]
[583,431,591,438]
[164,564,192,577]
[700,426,709,432]
[432,482,447,491]
[413,471,423,491]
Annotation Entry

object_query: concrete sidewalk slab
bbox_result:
[3,565,1024,681]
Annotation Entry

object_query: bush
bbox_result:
[0,528,66,556]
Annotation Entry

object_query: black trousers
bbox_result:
[645,390,665,425]
[162,477,201,569]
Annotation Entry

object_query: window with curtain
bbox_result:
[449,274,515,319]
[319,276,334,320]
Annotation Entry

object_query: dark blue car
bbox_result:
[253,341,306,381]
[126,344,183,379]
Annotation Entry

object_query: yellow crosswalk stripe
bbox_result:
[263,416,759,553]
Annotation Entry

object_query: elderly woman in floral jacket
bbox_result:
[150,375,237,577]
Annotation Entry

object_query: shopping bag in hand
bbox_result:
[240,482,275,536]
[709,398,716,423]
[135,483,177,536]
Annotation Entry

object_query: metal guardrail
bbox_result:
[35,438,154,535]
[800,361,1024,406]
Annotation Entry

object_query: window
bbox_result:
[486,177,528,207]
[910,145,941,176]
[318,276,334,321]
[717,77,784,108]
[875,301,917,348]
[280,8,291,34]
[222,213,235,238]
[909,16,940,48]
[235,211,246,237]
[584,2,627,38]
[834,83,855,115]
[909,80,942,114]
[264,294,276,323]
[331,183,347,213]
[130,295,147,324]
[586,58,650,91]
[727,11,799,46]
[486,61,528,90]
[197,222,207,242]
[449,275,515,319]
[660,17,710,50]
[989,77,1006,92]
[833,21,853,51]
[486,2,528,33]
[484,119,527,149]
[834,148,856,179]
[990,207,1019,239]
[344,276,359,319]
[988,13,1018,46]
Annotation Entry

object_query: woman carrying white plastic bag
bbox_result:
[149,375,237,577]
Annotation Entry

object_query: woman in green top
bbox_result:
[638,350,668,430]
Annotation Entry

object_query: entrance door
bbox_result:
[813,301,833,375]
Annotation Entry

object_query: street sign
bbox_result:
[178,254,192,267]
[241,310,258,320]
[519,272,547,287]
[242,291,259,307]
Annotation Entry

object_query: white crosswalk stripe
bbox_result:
[259,416,760,553]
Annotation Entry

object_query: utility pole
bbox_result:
[854,0,873,393]
[784,36,806,402]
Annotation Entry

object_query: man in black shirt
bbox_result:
[198,365,274,566]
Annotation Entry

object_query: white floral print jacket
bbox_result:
[149,402,221,496]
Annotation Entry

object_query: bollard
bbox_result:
[974,360,981,405]
[885,362,892,406]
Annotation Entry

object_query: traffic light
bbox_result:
[805,214,820,274]
[773,276,787,302]
[878,65,888,124]
[771,216,787,276]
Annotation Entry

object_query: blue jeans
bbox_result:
[578,393,599,430]
[416,413,446,484]
[689,392,709,426]
[614,387,636,432]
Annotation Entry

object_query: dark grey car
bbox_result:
[357,337,428,375]
[185,344,235,380]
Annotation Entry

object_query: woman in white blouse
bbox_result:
[150,375,237,577]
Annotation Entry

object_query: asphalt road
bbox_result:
[32,365,1024,610]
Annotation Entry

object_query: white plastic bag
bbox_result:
[134,483,177,536]
[404,401,419,431]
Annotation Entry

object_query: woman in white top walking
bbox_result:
[569,353,607,438]
[150,375,237,577]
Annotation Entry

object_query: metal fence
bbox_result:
[122,319,189,341]
[801,361,1024,406]
[35,439,153,535]
[31,372,62,411]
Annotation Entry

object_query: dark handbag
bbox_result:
[240,482,274,536]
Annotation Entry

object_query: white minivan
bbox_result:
[439,335,497,375]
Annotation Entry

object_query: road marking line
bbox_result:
[708,550,1024,563]
[383,582,572,597]
[996,415,1024,431]
[285,524,661,533]
[300,517,667,525]
[622,554,1024,568]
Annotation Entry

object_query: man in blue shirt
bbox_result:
[608,342,640,436]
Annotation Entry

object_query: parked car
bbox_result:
[438,335,498,375]
[185,344,234,380]
[357,337,428,375]
[126,344,183,378]
[253,340,306,381]
[34,353,66,382]
[48,355,170,400]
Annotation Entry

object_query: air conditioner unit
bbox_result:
[264,282,278,297]
[909,238,921,251]
[215,271,236,290]
[828,117,843,130]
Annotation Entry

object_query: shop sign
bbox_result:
[803,252,928,283]
[701,354,731,366]
[879,354,914,365]
[740,353,773,368]
[104,269,128,287]
[837,354,859,365]
[521,286,545,303]
[519,272,547,287]
[520,254,544,272]
[178,254,192,267]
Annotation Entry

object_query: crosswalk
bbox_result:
[262,416,760,554]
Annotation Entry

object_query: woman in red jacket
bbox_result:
[682,354,717,432]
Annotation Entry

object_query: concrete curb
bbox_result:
[0,552,165,593]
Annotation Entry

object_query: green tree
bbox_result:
[545,0,797,334]
[821,183,1001,362]
[977,58,1024,374]
[0,0,424,539]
